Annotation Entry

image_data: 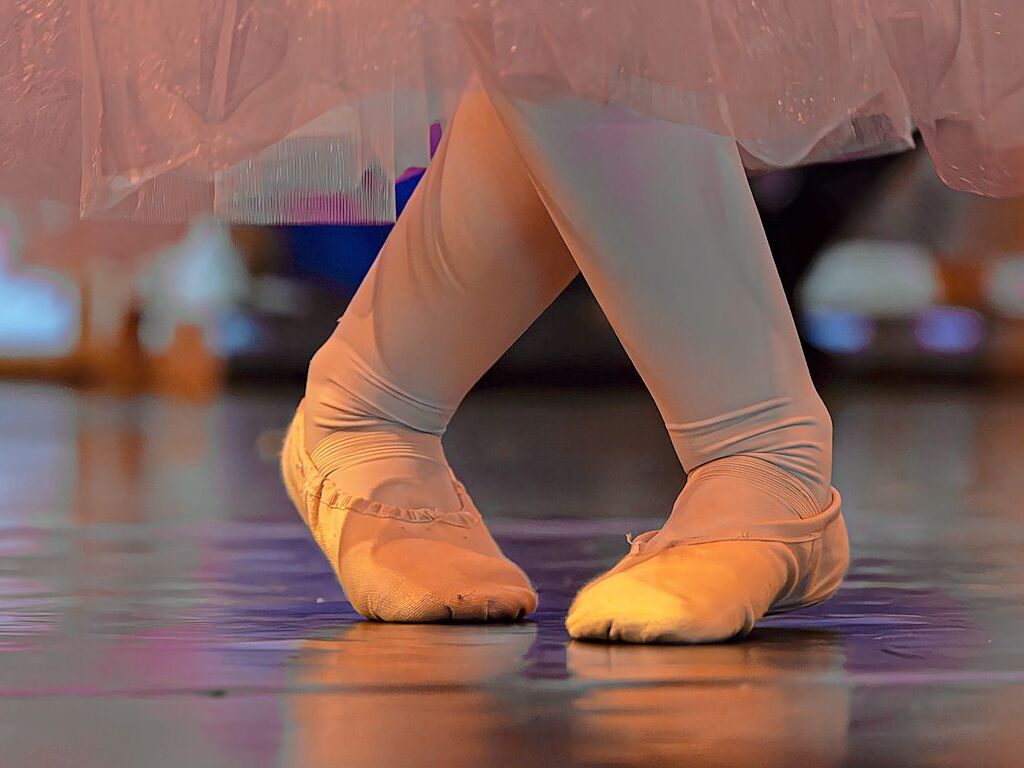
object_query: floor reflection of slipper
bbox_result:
[279,622,537,768]
[567,630,849,768]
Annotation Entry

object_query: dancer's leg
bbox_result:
[286,78,579,622]
[482,87,848,642]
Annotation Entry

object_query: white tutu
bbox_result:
[1,1,1022,225]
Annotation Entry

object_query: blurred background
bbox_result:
[3,142,1024,396]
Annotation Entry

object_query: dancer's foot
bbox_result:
[565,457,848,644]
[282,403,538,622]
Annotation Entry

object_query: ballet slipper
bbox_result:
[282,403,538,623]
[566,474,848,644]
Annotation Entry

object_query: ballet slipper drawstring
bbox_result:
[626,530,659,556]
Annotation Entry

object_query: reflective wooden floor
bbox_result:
[2,381,1023,767]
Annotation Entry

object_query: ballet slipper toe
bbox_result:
[341,538,538,623]
[565,545,765,644]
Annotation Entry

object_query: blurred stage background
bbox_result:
[4,144,1024,395]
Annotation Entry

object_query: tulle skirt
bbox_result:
[2,1,1022,226]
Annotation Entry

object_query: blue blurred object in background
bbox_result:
[279,171,424,293]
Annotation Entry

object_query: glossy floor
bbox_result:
[2,382,1023,767]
